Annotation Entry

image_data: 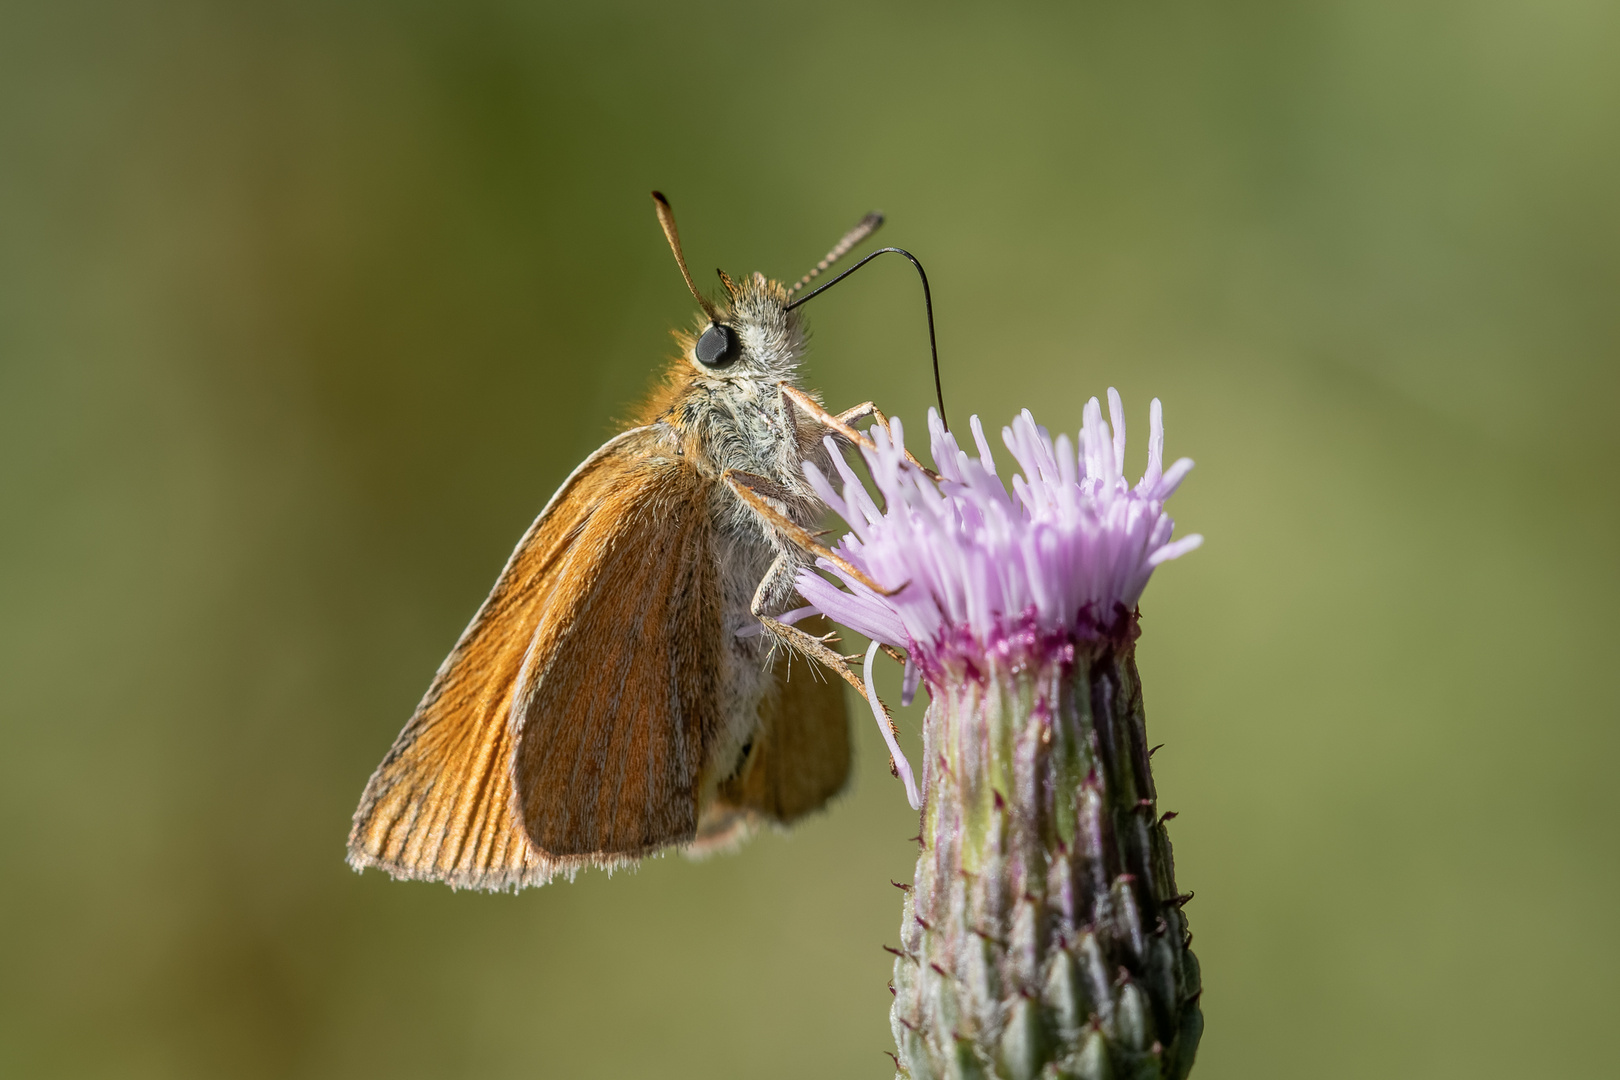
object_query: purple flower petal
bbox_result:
[800,394,1198,685]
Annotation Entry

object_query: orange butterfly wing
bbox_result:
[509,443,720,857]
[692,613,852,851]
[347,426,718,890]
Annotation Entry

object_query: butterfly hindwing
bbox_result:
[692,613,852,850]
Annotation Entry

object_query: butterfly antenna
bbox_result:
[788,212,885,295]
[652,192,719,322]
[785,246,948,432]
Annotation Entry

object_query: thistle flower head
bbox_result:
[798,389,1201,685]
[802,392,1207,1080]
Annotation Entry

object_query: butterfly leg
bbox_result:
[779,384,876,450]
[831,401,909,438]
[721,470,901,597]
[833,400,877,426]
[722,470,912,786]
[722,470,885,675]
[778,384,941,481]
[746,551,862,692]
[730,495,910,784]
[741,536,915,786]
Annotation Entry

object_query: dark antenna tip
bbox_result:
[651,191,718,322]
[786,246,948,432]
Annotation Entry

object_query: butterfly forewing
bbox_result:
[347,426,715,889]
[511,441,720,857]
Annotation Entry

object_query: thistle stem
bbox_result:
[890,638,1202,1080]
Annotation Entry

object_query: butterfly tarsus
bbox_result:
[757,610,866,696]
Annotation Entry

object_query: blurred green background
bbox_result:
[3,1,1617,1077]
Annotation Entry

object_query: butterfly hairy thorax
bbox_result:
[346,193,898,891]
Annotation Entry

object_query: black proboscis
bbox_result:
[785,246,948,432]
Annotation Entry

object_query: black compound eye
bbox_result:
[694,323,741,367]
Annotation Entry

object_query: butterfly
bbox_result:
[347,193,923,890]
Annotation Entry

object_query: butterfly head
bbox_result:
[678,271,803,384]
[653,192,883,389]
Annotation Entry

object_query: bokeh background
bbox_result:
[4,2,1617,1077]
